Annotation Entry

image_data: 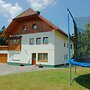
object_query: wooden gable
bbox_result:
[10,17,53,36]
[1,8,69,38]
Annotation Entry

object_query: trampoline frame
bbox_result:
[67,9,90,85]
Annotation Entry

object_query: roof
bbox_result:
[15,8,36,19]
[1,20,18,37]
[1,8,71,39]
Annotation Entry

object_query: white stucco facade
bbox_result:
[54,30,74,65]
[8,31,55,66]
[0,30,74,67]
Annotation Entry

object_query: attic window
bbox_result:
[23,25,27,31]
[32,24,37,30]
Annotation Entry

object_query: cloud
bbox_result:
[0,0,23,22]
[28,0,57,10]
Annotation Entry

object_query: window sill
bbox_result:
[38,60,48,62]
[36,43,41,45]
[43,43,48,45]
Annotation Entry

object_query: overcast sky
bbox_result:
[0,0,90,34]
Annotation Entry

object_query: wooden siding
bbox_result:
[8,37,22,51]
[0,54,7,63]
[10,17,53,36]
[0,45,21,51]
[0,46,8,50]
[9,45,21,51]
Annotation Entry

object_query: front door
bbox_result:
[32,53,36,65]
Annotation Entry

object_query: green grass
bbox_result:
[0,67,90,90]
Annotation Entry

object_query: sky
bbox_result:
[0,0,90,34]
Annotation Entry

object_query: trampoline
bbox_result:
[67,9,90,85]
[67,9,90,66]
[68,59,90,67]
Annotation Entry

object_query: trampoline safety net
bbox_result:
[74,16,90,62]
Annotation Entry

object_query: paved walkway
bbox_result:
[0,64,56,75]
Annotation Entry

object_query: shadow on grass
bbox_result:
[75,74,90,89]
[55,65,69,68]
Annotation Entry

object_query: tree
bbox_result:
[0,26,8,46]
[77,22,90,62]
[71,33,75,38]
[0,37,8,45]
[0,26,6,35]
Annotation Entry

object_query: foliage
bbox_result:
[0,26,8,46]
[71,33,75,38]
[0,26,5,35]
[0,37,8,46]
[77,22,90,62]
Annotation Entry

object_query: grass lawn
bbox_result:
[0,67,90,90]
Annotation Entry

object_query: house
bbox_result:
[0,8,74,67]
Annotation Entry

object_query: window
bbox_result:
[10,39,17,45]
[10,38,21,45]
[43,37,48,44]
[36,37,41,44]
[38,53,48,62]
[64,55,66,60]
[13,39,17,44]
[64,41,66,47]
[71,44,72,49]
[44,53,48,60]
[38,53,42,60]
[64,54,68,60]
[17,39,21,44]
[23,25,27,31]
[66,54,68,60]
[32,24,37,30]
[67,43,68,48]
[30,38,34,45]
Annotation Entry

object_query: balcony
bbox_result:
[9,45,21,51]
[0,46,8,50]
[0,36,22,51]
[0,45,21,51]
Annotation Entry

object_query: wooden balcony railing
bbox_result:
[9,45,21,51]
[0,46,9,50]
[0,36,22,51]
[0,45,21,51]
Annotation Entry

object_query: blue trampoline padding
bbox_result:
[68,59,90,67]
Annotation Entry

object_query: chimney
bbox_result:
[36,11,40,15]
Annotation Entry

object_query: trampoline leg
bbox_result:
[69,64,72,85]
[75,66,76,75]
[74,66,77,80]
[69,65,77,85]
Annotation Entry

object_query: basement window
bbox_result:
[32,24,37,30]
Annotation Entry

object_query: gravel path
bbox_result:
[0,64,57,75]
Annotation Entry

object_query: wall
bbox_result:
[54,30,74,65]
[8,31,55,65]
[10,17,53,36]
